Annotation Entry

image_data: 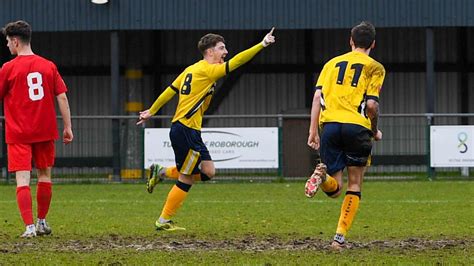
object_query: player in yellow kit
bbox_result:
[305,21,385,249]
[137,28,275,231]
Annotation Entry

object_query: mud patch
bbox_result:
[1,235,472,253]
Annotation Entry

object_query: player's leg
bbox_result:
[154,122,199,231]
[33,141,55,236]
[8,143,36,238]
[147,129,213,192]
[148,162,211,187]
[193,143,214,181]
[156,173,192,231]
[321,169,343,198]
[35,167,53,235]
[331,124,372,249]
[305,123,344,198]
[332,166,364,249]
[149,158,213,183]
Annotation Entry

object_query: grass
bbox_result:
[0,181,473,264]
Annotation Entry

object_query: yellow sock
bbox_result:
[160,183,189,220]
[165,166,179,180]
[320,174,338,193]
[166,167,209,182]
[336,192,361,236]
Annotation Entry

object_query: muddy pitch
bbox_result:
[1,235,472,253]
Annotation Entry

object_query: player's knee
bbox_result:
[201,169,215,181]
[37,175,51,183]
[201,167,215,179]
[36,168,51,183]
[38,176,51,183]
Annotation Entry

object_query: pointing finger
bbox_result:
[269,27,275,35]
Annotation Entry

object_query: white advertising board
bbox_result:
[430,126,474,167]
[144,127,279,169]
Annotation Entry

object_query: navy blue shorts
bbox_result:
[320,122,373,176]
[169,121,211,175]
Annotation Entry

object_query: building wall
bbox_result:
[1,27,473,173]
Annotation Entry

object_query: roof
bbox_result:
[1,0,473,31]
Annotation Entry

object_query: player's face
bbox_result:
[211,42,227,64]
[6,36,18,55]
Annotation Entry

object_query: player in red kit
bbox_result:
[0,21,73,238]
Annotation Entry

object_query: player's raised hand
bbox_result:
[262,27,275,47]
[137,109,152,125]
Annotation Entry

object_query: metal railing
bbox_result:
[0,113,472,182]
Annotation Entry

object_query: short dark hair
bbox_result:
[198,33,225,55]
[2,20,32,44]
[351,21,375,49]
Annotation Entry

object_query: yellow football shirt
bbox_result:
[315,51,385,130]
[170,60,226,130]
[147,43,264,130]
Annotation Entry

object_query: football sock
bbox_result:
[160,181,192,220]
[165,166,179,179]
[321,174,339,196]
[336,191,361,236]
[16,186,34,225]
[166,166,211,181]
[37,182,52,219]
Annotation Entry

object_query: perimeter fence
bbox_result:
[0,113,472,183]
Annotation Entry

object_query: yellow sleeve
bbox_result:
[149,86,178,115]
[206,43,265,80]
[367,62,385,98]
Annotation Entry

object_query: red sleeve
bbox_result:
[0,64,9,100]
[53,65,67,95]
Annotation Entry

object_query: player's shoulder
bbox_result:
[194,60,214,70]
[1,57,22,73]
[325,52,351,67]
[367,57,385,74]
[182,60,202,72]
[372,59,385,70]
[187,60,215,75]
[1,59,14,70]
[33,55,57,67]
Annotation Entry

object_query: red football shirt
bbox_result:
[0,55,67,144]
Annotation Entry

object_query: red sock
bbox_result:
[37,182,52,219]
[16,186,33,225]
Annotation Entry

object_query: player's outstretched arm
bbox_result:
[227,27,276,73]
[56,93,74,144]
[136,86,177,125]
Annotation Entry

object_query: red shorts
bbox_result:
[7,141,55,172]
